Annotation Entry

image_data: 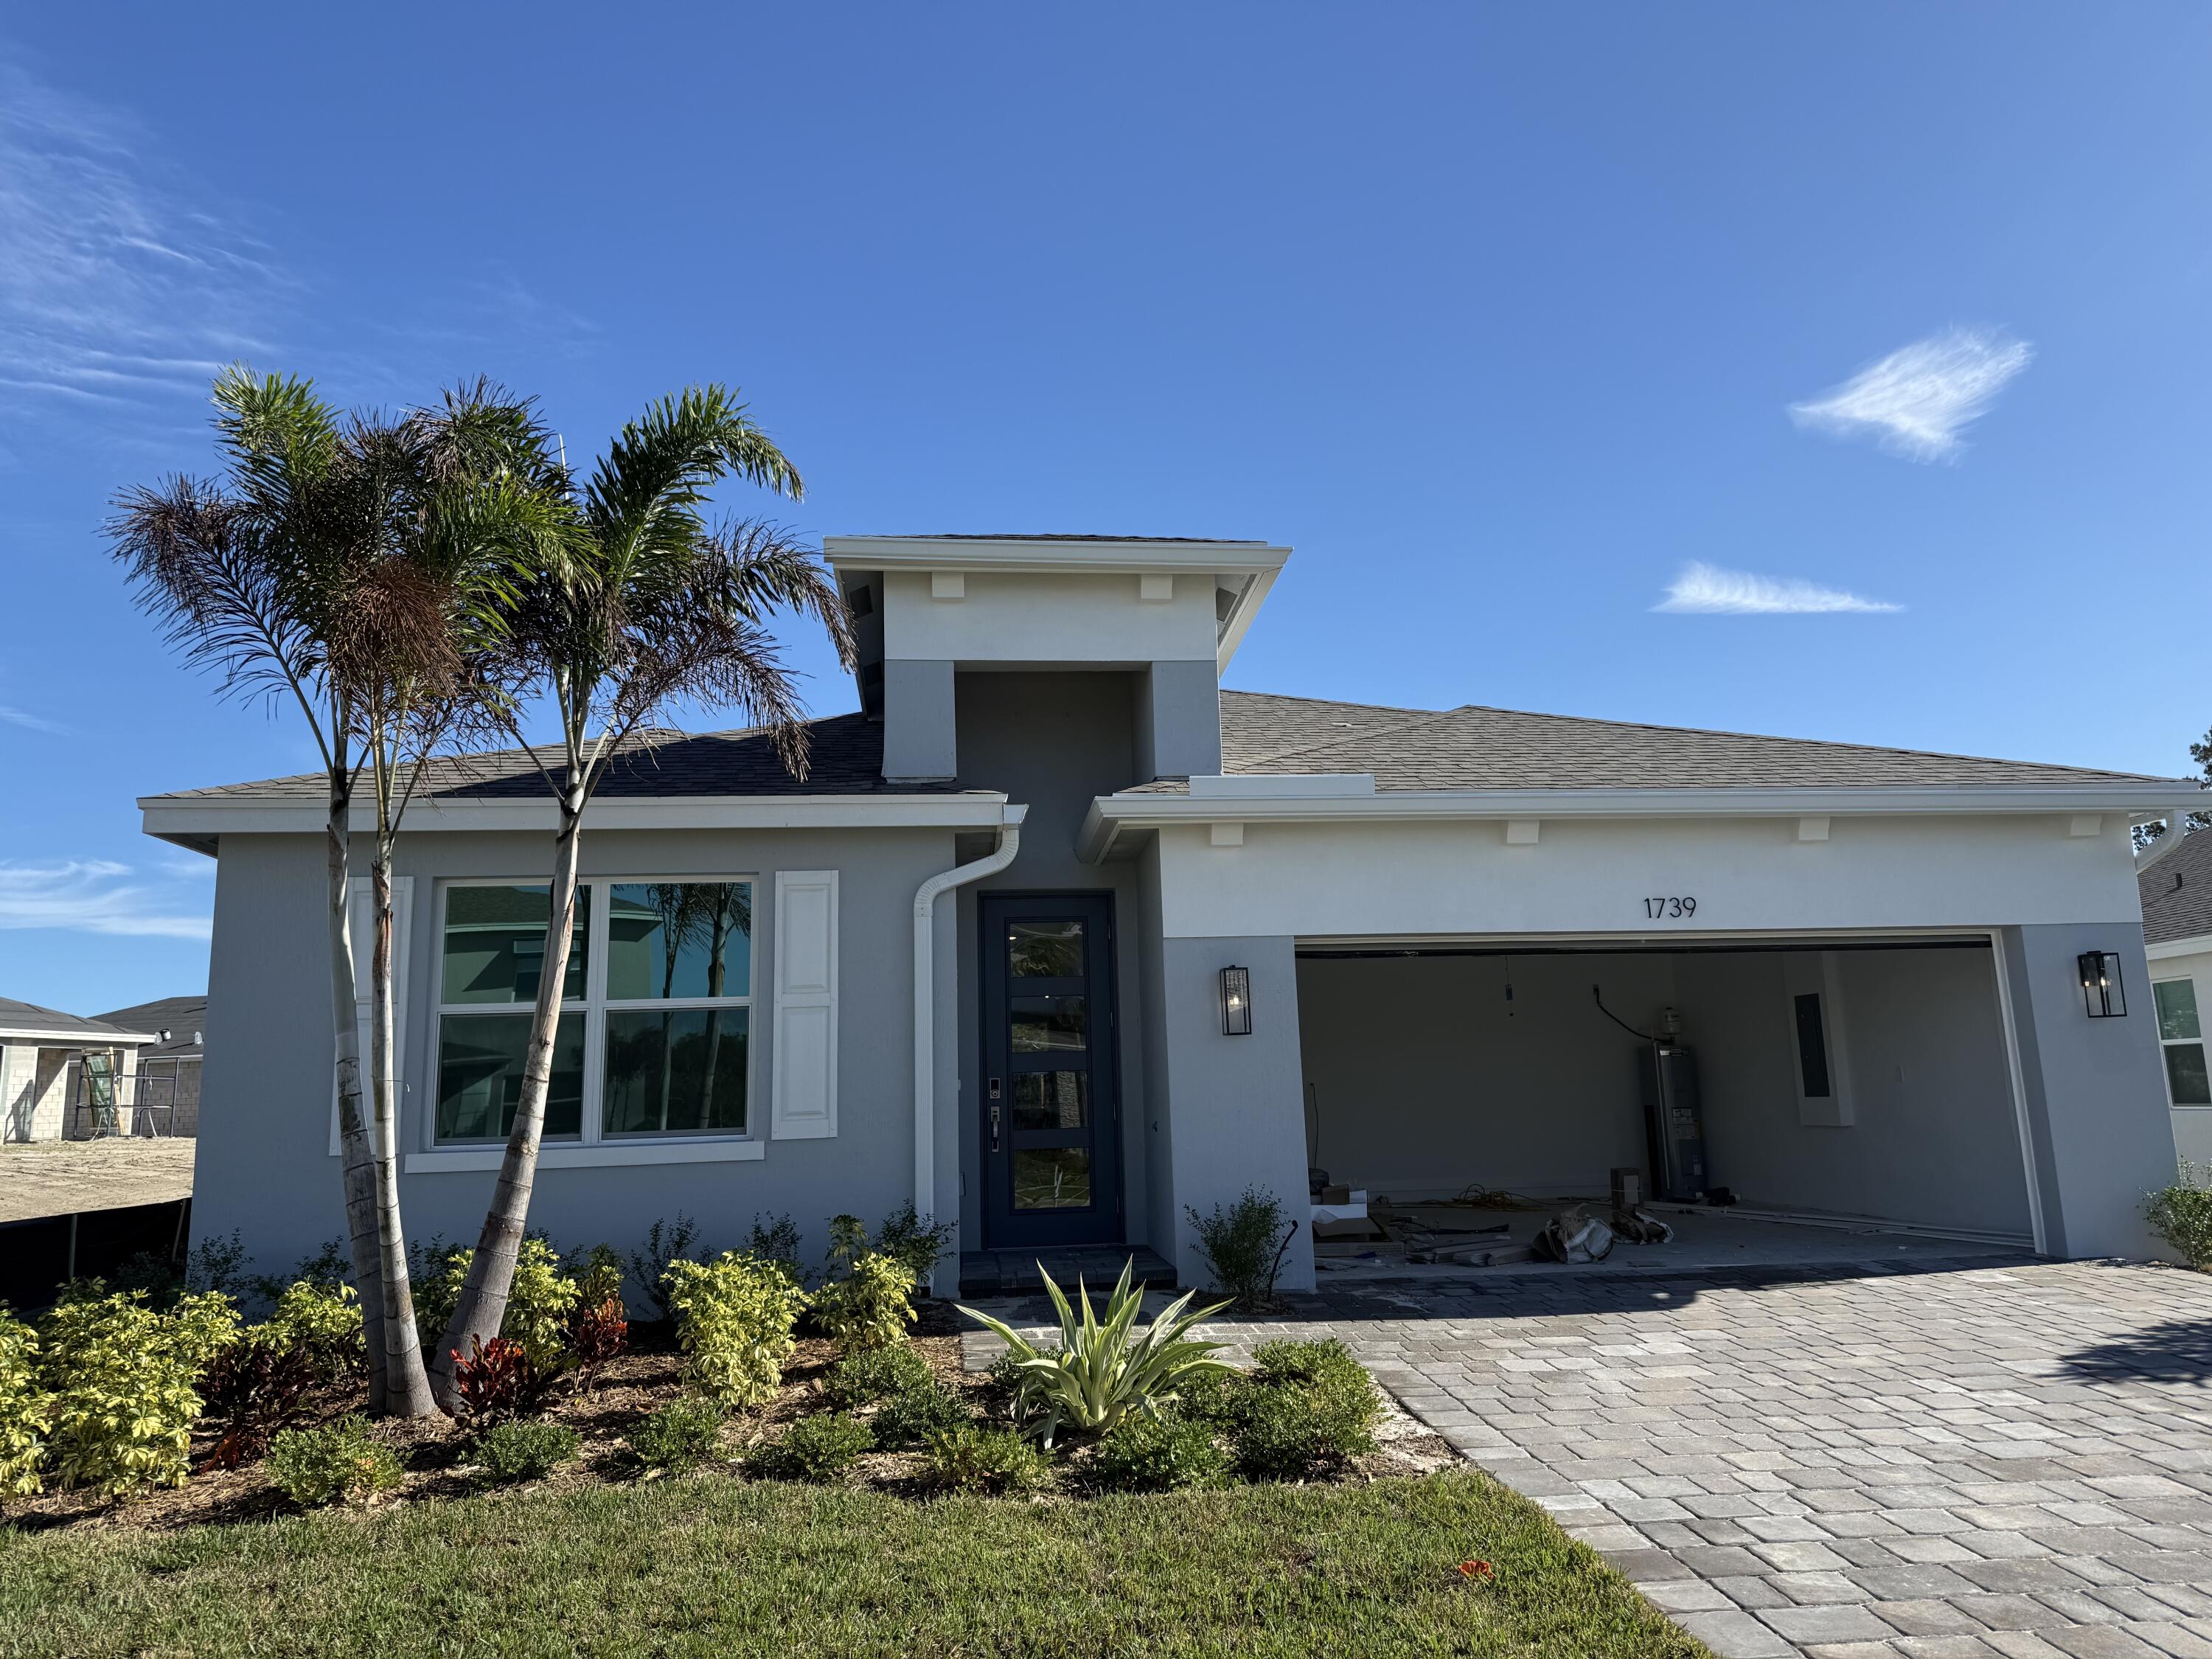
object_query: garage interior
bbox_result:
[1294,937,2039,1275]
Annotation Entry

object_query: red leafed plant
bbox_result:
[202,1340,320,1469]
[568,1297,628,1384]
[451,1336,556,1423]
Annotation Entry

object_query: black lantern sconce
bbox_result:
[2077,950,2126,1018]
[1220,966,1253,1036]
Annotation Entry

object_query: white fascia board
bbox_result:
[824,536,1292,578]
[139,791,1017,841]
[1077,782,2211,862]
[0,1027,157,1046]
[2147,935,2212,962]
[1215,566,1279,672]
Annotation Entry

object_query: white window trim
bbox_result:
[411,874,761,1169]
[330,875,412,1158]
[2152,973,2211,1110]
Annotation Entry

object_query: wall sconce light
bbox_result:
[1220,965,1253,1036]
[2078,950,2126,1018]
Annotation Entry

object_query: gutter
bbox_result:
[911,804,1027,1279]
[1078,780,2211,862]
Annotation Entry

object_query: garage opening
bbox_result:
[1295,936,2037,1259]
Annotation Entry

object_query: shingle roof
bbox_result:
[147,712,967,804]
[1164,690,2181,793]
[93,997,206,1057]
[2141,829,2212,947]
[0,999,150,1043]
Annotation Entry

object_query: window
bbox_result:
[2154,978,2211,1107]
[433,879,754,1147]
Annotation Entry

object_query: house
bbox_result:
[2139,828,2212,1164]
[141,535,2199,1292]
[92,996,207,1136]
[0,1000,158,1141]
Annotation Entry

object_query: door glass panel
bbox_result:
[435,1012,584,1142]
[602,1008,749,1135]
[1011,995,1087,1052]
[1012,1071,1088,1130]
[2154,979,2203,1042]
[605,882,753,1001]
[2166,1043,2212,1107]
[442,885,590,1004]
[1008,920,1083,978]
[1012,1147,1092,1210]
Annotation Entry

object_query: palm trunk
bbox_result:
[370,854,439,1416]
[326,772,389,1413]
[431,788,584,1407]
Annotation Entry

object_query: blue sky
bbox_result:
[3,5,2208,1014]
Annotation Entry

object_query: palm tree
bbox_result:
[429,386,855,1405]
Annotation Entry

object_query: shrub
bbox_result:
[202,1337,319,1470]
[824,1214,869,1277]
[452,1336,557,1424]
[959,1261,1231,1447]
[504,1239,582,1369]
[748,1413,872,1482]
[1186,1187,1297,1309]
[1231,1340,1381,1479]
[474,1419,580,1484]
[630,1214,703,1324]
[0,1310,51,1500]
[875,1203,955,1292]
[1166,1363,1244,1430]
[567,1243,627,1318]
[815,1252,918,1354]
[823,1343,933,1410]
[263,1280,366,1382]
[264,1416,402,1508]
[2146,1160,2212,1270]
[873,1380,971,1448]
[1093,1414,1229,1492]
[746,1213,801,1269]
[664,1252,809,1409]
[568,1297,629,1383]
[41,1290,239,1495]
[411,1238,472,1355]
[627,1394,726,1472]
[920,1425,1050,1495]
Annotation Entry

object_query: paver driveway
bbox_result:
[968,1256,2212,1658]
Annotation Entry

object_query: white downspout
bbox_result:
[913,804,1026,1276]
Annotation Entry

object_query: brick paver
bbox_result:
[967,1259,2212,1658]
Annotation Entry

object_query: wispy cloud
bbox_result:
[0,706,66,734]
[1655,562,1902,615]
[1789,327,2033,463]
[0,860,212,940]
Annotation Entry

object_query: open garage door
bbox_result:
[1295,936,2037,1250]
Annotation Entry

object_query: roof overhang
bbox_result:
[142,791,1019,852]
[823,536,1291,577]
[1078,780,2211,862]
[0,1026,157,1046]
[2147,934,2212,962]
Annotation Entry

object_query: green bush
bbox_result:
[410,1239,471,1355]
[630,1214,703,1324]
[262,1279,366,1381]
[745,1213,801,1269]
[959,1261,1231,1447]
[0,1310,51,1500]
[41,1290,239,1495]
[1186,1186,1296,1308]
[626,1394,726,1472]
[815,1252,917,1354]
[872,1380,970,1449]
[2146,1159,2212,1269]
[748,1413,873,1482]
[1166,1363,1244,1430]
[823,1343,932,1409]
[264,1416,403,1508]
[415,1239,579,1370]
[920,1425,1050,1495]
[567,1243,627,1318]
[875,1203,955,1291]
[1093,1414,1229,1492]
[664,1251,809,1409]
[474,1419,580,1484]
[1231,1340,1381,1479]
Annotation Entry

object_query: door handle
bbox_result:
[990,1099,1001,1152]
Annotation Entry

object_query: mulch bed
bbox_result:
[5,1301,1452,1533]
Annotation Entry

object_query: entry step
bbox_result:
[958,1245,1177,1298]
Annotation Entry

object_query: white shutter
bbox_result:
[771,870,838,1139]
[329,875,413,1155]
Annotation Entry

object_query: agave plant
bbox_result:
[958,1260,1234,1447]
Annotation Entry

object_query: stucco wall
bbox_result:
[194,824,959,1286]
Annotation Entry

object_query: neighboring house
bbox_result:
[141,535,2199,1290]
[91,997,206,1137]
[0,1000,157,1142]
[2139,827,2212,1165]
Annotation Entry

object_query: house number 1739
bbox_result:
[1643,896,1697,919]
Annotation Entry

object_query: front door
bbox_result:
[980,892,1122,1249]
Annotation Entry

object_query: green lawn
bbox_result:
[0,1470,1705,1658]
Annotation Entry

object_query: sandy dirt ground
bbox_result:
[0,1137,195,1223]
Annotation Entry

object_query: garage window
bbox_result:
[2155,979,2211,1107]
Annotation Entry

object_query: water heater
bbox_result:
[1637,1041,1709,1202]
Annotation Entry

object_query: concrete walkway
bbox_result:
[964,1255,2212,1658]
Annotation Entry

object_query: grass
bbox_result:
[0,1470,1704,1658]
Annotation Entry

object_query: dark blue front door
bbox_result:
[979,892,1122,1250]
